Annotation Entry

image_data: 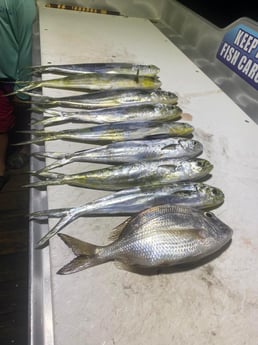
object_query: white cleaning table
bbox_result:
[30,4,258,345]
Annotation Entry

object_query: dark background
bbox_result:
[178,1,258,28]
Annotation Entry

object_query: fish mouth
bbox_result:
[203,162,214,174]
[194,160,213,176]
[203,212,233,241]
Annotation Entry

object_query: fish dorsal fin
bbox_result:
[108,217,132,242]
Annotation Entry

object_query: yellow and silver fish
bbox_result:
[57,204,233,274]
[32,104,182,126]
[25,62,160,77]
[25,157,213,190]
[10,73,161,95]
[16,121,194,145]
[33,137,203,172]
[25,89,178,109]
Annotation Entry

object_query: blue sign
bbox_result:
[216,24,258,90]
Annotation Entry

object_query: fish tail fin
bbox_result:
[57,256,99,275]
[31,152,70,172]
[32,151,67,160]
[22,180,57,188]
[40,157,71,172]
[13,130,58,146]
[31,170,64,179]
[12,137,46,146]
[22,90,55,108]
[31,105,59,114]
[30,106,47,113]
[36,215,74,247]
[20,91,44,99]
[32,109,64,127]
[59,233,98,256]
[57,233,101,274]
[43,109,63,117]
[32,116,64,127]
[5,80,42,96]
[22,65,43,76]
[23,177,64,189]
[30,207,70,219]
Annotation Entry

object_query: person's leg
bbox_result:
[0,132,8,176]
[0,86,15,189]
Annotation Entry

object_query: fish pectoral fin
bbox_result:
[114,260,134,272]
[173,190,195,197]
[161,144,178,151]
[172,228,207,240]
[108,217,132,241]
[58,233,98,256]
[158,164,177,171]
[134,68,140,83]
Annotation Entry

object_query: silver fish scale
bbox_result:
[100,228,209,267]
[84,138,202,162]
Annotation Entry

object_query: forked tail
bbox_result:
[57,233,103,274]
[36,214,76,248]
[31,152,70,172]
[32,151,67,160]
[29,207,70,219]
[13,129,60,145]
[5,80,43,96]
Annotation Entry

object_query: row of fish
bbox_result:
[15,62,233,274]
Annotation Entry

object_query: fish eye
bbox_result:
[205,212,213,218]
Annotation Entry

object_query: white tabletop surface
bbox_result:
[37,5,258,345]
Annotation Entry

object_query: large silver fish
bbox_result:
[32,104,182,126]
[31,182,224,248]
[9,73,161,95]
[15,121,194,145]
[33,137,203,172]
[24,158,213,190]
[25,89,178,109]
[57,204,233,274]
[25,62,160,77]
